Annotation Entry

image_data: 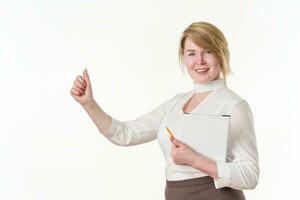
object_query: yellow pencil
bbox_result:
[165,126,175,140]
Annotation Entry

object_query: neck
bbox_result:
[193,79,226,93]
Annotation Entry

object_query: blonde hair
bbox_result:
[179,22,231,82]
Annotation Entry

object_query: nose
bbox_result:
[195,53,206,64]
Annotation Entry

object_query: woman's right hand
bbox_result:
[70,68,94,106]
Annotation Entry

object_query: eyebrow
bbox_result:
[185,49,196,52]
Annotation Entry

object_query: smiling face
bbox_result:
[183,37,221,84]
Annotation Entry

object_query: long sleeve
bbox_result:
[214,100,259,190]
[104,94,183,146]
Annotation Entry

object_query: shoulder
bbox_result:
[163,92,189,113]
[166,92,188,105]
[219,87,244,103]
[217,88,255,127]
[217,87,252,114]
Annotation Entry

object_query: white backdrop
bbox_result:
[0,0,299,199]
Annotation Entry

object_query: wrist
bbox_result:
[189,152,203,167]
[82,98,96,109]
[190,154,219,179]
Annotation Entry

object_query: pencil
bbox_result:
[165,126,175,140]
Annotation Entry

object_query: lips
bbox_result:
[195,68,209,73]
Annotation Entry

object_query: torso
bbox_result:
[182,91,211,113]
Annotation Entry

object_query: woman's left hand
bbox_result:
[170,137,201,166]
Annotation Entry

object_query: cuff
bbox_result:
[213,161,231,189]
[104,117,119,138]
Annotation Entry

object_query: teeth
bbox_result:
[196,68,208,72]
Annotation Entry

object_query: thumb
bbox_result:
[83,68,92,88]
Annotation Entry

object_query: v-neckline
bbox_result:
[180,89,217,114]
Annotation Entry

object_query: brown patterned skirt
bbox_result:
[165,176,245,200]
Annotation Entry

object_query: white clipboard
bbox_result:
[166,114,230,162]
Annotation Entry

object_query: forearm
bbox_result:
[82,99,112,136]
[190,154,219,179]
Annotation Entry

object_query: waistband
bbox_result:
[166,176,214,189]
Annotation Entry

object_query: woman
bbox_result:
[70,22,259,200]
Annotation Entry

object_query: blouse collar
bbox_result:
[193,79,226,93]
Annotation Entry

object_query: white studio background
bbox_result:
[0,0,299,199]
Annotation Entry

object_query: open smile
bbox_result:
[195,68,209,73]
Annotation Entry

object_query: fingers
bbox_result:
[76,75,86,87]
[72,80,85,94]
[171,138,181,147]
[70,87,81,96]
[71,77,86,96]
[71,73,87,95]
[70,84,84,95]
[73,84,85,94]
[74,76,86,89]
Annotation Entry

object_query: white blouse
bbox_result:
[105,86,259,190]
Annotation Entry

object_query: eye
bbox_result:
[188,53,195,56]
[205,49,212,54]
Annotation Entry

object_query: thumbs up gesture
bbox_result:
[70,68,94,106]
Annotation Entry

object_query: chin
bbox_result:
[193,77,211,84]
